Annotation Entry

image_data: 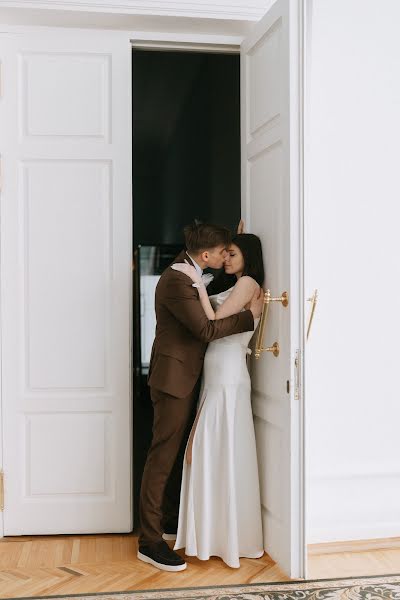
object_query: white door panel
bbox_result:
[0,29,132,534]
[241,0,305,577]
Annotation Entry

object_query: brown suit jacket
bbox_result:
[148,250,254,398]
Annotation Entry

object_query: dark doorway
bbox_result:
[132,49,241,528]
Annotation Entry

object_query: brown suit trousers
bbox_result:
[139,385,198,544]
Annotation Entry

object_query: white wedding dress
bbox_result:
[174,286,264,568]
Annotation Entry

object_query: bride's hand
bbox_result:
[171,260,202,285]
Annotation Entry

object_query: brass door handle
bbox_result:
[306,289,318,340]
[255,290,271,359]
[255,340,280,358]
[269,291,289,307]
[264,341,279,357]
[255,289,288,359]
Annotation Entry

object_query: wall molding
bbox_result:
[308,536,400,555]
[0,0,272,21]
[308,521,400,545]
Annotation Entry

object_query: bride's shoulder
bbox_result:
[235,275,260,291]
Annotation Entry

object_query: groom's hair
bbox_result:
[184,222,231,254]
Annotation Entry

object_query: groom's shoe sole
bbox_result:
[137,551,187,572]
[162,533,177,541]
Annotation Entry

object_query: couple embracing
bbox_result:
[138,222,265,571]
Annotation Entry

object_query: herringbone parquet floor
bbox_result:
[0,533,288,598]
[0,533,399,598]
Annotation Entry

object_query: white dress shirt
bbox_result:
[186,252,203,276]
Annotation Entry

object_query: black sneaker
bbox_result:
[138,540,187,572]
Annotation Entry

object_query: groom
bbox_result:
[138,222,264,572]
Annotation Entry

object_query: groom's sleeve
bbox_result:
[164,273,254,343]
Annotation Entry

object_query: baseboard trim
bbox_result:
[308,536,400,556]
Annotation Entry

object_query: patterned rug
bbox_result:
[7,573,400,600]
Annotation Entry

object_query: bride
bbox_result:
[171,231,265,569]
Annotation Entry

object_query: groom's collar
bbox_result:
[186,251,203,276]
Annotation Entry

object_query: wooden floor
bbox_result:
[307,537,400,579]
[0,533,399,598]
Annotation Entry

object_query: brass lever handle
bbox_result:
[264,341,280,357]
[255,340,280,359]
[254,289,287,359]
[269,291,289,307]
[306,289,318,340]
[255,290,271,359]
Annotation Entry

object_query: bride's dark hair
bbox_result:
[232,233,265,286]
[207,233,265,294]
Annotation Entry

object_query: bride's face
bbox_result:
[224,244,245,277]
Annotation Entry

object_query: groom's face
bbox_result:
[202,244,228,269]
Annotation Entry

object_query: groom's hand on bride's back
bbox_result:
[250,287,265,319]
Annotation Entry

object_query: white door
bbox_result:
[0,29,132,534]
[241,0,305,577]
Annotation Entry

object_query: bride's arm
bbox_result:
[192,274,259,321]
[171,264,259,320]
[196,284,217,320]
[214,276,259,319]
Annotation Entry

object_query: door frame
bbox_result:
[131,32,306,578]
[0,25,306,579]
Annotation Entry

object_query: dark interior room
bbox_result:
[132,49,241,526]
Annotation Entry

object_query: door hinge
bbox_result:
[0,470,4,511]
[294,349,301,400]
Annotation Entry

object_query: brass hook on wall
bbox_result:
[306,289,318,340]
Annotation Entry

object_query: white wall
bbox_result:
[305,0,400,543]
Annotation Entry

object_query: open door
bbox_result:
[241,0,306,578]
[0,29,132,534]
